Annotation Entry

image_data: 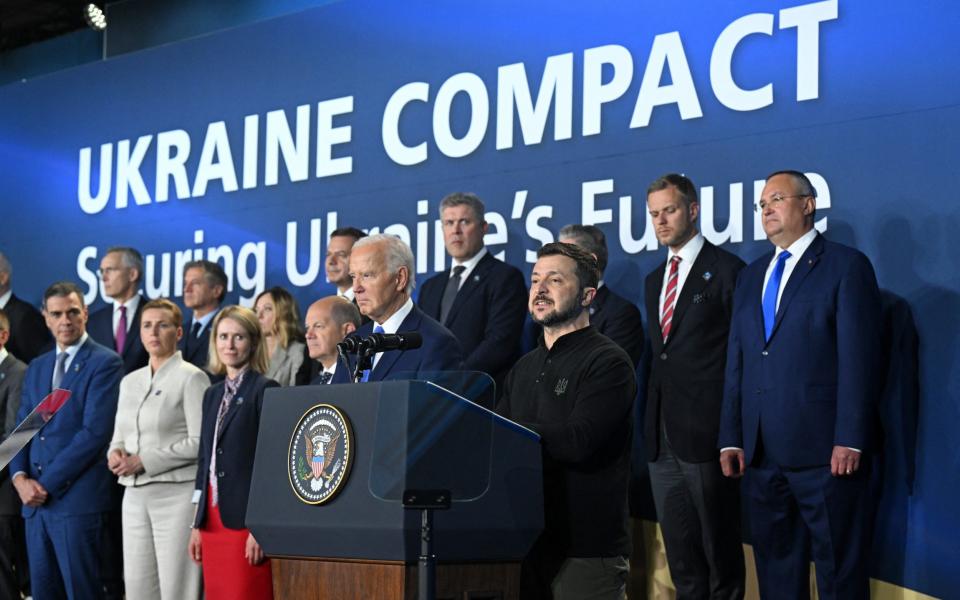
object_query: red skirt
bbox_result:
[200,487,274,600]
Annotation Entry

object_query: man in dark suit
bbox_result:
[418,192,526,386]
[86,246,147,598]
[0,309,29,599]
[178,260,227,371]
[719,170,882,600]
[333,234,463,383]
[304,296,361,384]
[643,174,745,599]
[417,192,527,386]
[0,252,51,362]
[558,224,644,368]
[87,247,149,374]
[10,281,124,599]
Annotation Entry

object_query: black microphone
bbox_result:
[337,336,363,353]
[363,331,423,352]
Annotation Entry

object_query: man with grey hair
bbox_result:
[88,247,149,374]
[86,246,148,599]
[332,234,463,383]
[0,252,51,362]
[418,192,527,387]
[558,225,644,368]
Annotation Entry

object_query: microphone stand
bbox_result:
[352,340,374,383]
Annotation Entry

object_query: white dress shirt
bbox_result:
[0,290,11,309]
[371,298,414,368]
[449,247,487,291]
[658,233,705,317]
[762,228,818,311]
[112,294,141,336]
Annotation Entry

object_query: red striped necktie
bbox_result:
[660,256,681,341]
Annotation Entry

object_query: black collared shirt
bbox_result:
[497,325,636,557]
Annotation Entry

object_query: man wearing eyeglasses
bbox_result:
[87,246,148,599]
[719,170,881,600]
[88,247,149,375]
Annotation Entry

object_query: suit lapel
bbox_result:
[665,244,718,347]
[589,285,610,322]
[59,339,92,390]
[768,234,824,343]
[645,260,667,348]
[443,253,491,325]
[370,309,420,381]
[121,301,144,356]
[217,372,254,437]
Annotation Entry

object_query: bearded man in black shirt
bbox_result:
[496,242,636,600]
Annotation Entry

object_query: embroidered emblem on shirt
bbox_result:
[554,378,569,395]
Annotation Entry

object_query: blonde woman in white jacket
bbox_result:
[107,298,209,600]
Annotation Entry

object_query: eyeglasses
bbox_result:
[755,194,813,213]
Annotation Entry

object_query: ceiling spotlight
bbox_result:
[84,3,107,31]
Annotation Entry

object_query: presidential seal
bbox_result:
[287,404,353,505]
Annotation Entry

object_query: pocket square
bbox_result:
[692,293,707,304]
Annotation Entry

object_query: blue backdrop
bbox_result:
[1,1,957,595]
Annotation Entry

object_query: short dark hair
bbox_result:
[765,170,818,198]
[105,246,144,282]
[43,281,85,309]
[537,242,600,290]
[647,173,699,207]
[329,227,367,242]
[558,224,608,275]
[183,260,228,303]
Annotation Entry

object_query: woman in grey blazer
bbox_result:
[254,287,307,386]
[107,299,209,600]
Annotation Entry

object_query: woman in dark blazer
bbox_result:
[187,305,278,600]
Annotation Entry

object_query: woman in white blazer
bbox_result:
[107,298,209,600]
[254,287,307,386]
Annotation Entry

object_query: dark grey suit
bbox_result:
[0,352,28,598]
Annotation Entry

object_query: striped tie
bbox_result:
[660,256,681,342]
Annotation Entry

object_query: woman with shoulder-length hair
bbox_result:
[107,298,209,600]
[254,286,308,386]
[187,305,278,600]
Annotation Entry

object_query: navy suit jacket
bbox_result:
[418,252,527,383]
[179,309,218,371]
[194,371,278,530]
[331,305,464,384]
[644,241,745,463]
[2,293,51,363]
[718,234,882,468]
[87,300,149,375]
[10,337,124,516]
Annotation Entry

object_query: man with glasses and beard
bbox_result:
[496,242,636,600]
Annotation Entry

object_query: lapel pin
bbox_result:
[0,373,5,381]
[703,272,712,281]
[473,275,480,282]
[236,397,244,405]
[74,364,81,372]
[808,259,814,265]
[155,390,162,396]
[589,306,596,315]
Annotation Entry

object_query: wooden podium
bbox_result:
[272,558,520,600]
[246,379,542,600]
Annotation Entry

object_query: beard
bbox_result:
[531,292,584,328]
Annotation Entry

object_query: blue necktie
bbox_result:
[762,250,791,342]
[360,325,385,382]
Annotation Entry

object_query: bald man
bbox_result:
[305,296,362,385]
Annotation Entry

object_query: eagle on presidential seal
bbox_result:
[304,419,340,491]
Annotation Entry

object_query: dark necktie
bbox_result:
[318,371,333,385]
[115,305,127,354]
[762,251,792,341]
[187,321,202,354]
[439,265,466,323]
[52,352,68,391]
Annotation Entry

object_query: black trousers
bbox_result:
[648,428,745,599]
[0,513,29,599]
